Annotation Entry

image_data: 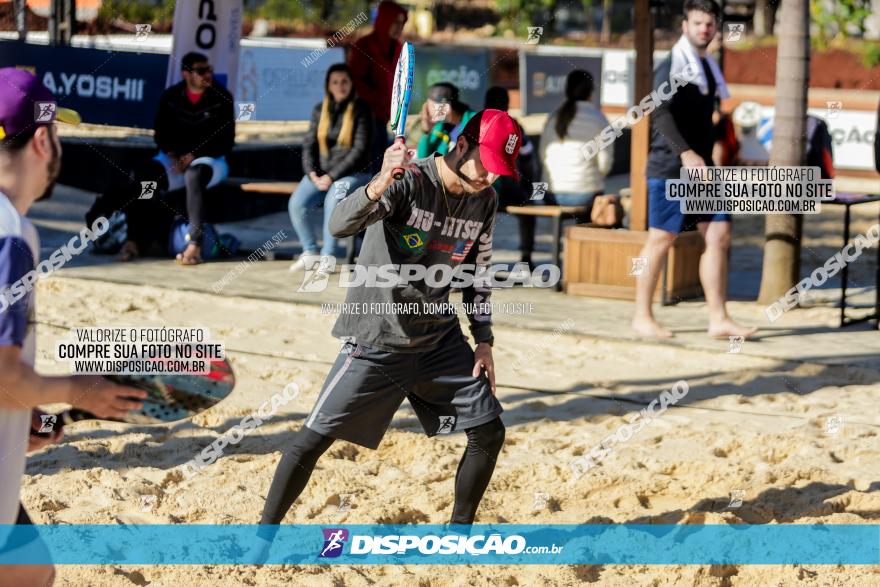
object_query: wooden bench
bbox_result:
[224,178,366,263]
[505,205,589,291]
[225,178,299,195]
[239,181,299,194]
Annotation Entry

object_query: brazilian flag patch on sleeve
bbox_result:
[398,228,428,255]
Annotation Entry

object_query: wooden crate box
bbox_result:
[563,226,704,303]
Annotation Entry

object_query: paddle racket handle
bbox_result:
[63,409,96,424]
[392,137,407,181]
[31,409,95,438]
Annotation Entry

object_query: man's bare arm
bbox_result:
[0,346,74,408]
[0,346,146,419]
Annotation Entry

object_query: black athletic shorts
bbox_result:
[305,327,503,449]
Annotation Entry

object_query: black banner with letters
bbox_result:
[0,40,169,128]
[520,52,603,116]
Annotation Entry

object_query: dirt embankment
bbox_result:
[723,46,880,90]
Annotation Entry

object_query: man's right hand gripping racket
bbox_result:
[33,359,236,437]
[389,41,415,180]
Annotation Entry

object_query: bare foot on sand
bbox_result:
[117,240,139,262]
[707,319,758,339]
[176,243,202,266]
[631,317,674,339]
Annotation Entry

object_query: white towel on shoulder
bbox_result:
[670,35,730,99]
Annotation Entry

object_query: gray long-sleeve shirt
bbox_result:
[329,155,496,353]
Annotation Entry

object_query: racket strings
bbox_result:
[134,372,234,423]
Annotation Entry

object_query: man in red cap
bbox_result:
[248,110,521,563]
[0,67,145,585]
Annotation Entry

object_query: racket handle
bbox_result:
[392,136,406,181]
[63,409,96,424]
[31,409,95,438]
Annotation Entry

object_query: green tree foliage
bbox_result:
[253,0,306,22]
[98,0,176,24]
[247,0,369,28]
[496,0,557,37]
[583,0,595,33]
[96,0,371,31]
[810,0,872,47]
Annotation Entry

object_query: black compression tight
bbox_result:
[518,216,536,261]
[259,427,335,530]
[257,418,505,534]
[449,418,506,524]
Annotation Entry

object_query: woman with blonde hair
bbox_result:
[289,63,372,273]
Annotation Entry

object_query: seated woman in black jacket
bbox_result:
[289,63,372,272]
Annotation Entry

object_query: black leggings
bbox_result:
[450,417,506,524]
[258,427,335,534]
[257,418,505,537]
[517,216,536,262]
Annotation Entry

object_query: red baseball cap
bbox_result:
[460,109,522,180]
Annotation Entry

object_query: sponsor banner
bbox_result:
[807,107,875,172]
[0,40,341,125]
[598,49,673,107]
[411,45,490,112]
[166,0,243,91]
[0,524,877,564]
[600,49,633,106]
[0,40,167,128]
[520,51,603,115]
[516,48,678,111]
[755,106,877,172]
[236,45,345,121]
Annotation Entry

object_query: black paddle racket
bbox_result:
[34,358,235,435]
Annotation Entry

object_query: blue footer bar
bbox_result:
[1,524,878,565]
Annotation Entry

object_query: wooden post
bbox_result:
[49,0,76,46]
[562,0,704,302]
[629,0,654,231]
[66,0,77,42]
[48,0,60,46]
[14,0,27,40]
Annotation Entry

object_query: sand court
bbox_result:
[19,270,880,586]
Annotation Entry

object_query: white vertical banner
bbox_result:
[755,106,877,171]
[165,0,243,94]
[600,50,633,107]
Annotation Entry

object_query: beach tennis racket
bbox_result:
[389,41,415,180]
[34,358,236,434]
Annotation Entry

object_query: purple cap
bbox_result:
[0,67,80,142]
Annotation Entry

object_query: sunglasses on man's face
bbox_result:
[191,65,214,75]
